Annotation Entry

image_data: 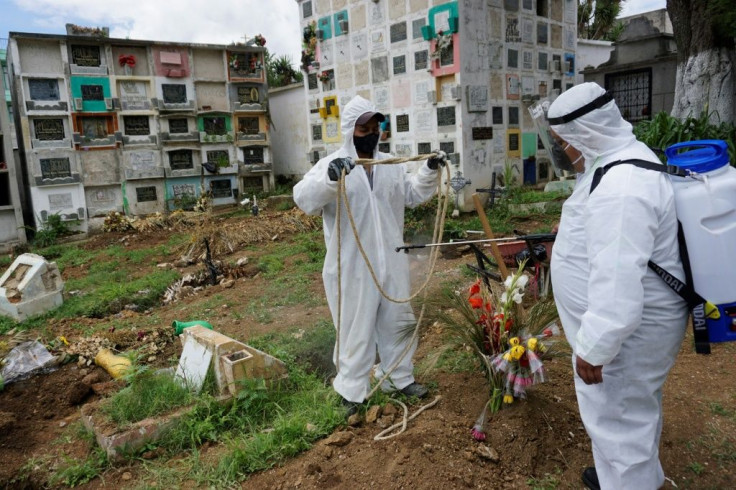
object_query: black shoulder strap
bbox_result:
[589,159,689,194]
[589,159,712,354]
[648,224,712,354]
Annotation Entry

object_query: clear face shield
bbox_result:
[528,100,577,178]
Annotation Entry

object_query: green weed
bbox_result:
[709,402,732,417]
[101,369,194,427]
[687,461,706,475]
[249,320,336,381]
[0,255,13,268]
[29,213,80,248]
[527,471,562,489]
[434,345,481,373]
[49,446,109,487]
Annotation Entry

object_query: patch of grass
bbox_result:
[250,320,336,380]
[527,471,562,489]
[709,402,732,417]
[0,255,14,268]
[245,300,274,324]
[257,255,284,275]
[49,446,108,487]
[434,345,481,373]
[49,446,109,487]
[149,364,343,486]
[60,268,179,319]
[101,369,195,427]
[686,461,706,475]
[507,188,570,205]
[207,373,343,484]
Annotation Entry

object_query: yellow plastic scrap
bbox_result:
[94,348,131,379]
[705,301,721,320]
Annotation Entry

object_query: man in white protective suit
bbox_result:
[540,83,688,489]
[293,95,446,415]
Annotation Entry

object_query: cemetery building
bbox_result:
[582,9,677,124]
[295,0,578,210]
[0,37,26,251]
[6,26,273,232]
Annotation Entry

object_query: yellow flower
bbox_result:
[59,336,69,346]
[509,337,520,346]
[510,345,525,360]
[527,338,538,352]
[503,394,514,404]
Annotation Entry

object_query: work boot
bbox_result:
[341,397,361,417]
[582,467,600,490]
[400,382,428,399]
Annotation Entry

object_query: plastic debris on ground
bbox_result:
[0,340,59,384]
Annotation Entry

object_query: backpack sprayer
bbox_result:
[590,140,736,353]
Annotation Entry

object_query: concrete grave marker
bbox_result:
[371,56,389,84]
[0,254,64,321]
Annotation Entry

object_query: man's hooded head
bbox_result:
[341,96,385,157]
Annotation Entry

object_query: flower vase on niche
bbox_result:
[123,65,132,76]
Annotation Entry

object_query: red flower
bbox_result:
[118,54,136,68]
[469,296,483,309]
[468,280,480,296]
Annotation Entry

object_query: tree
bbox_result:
[578,0,625,41]
[667,0,736,123]
[265,52,303,89]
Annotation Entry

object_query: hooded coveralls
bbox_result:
[293,96,438,403]
[549,83,688,489]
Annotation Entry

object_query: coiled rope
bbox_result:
[334,153,452,435]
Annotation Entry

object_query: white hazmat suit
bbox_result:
[293,96,438,403]
[549,83,688,489]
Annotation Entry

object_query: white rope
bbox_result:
[373,395,442,441]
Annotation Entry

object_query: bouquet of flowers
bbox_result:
[118,54,136,68]
[254,34,266,47]
[318,71,331,83]
[435,261,560,441]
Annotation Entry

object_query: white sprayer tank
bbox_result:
[666,140,736,342]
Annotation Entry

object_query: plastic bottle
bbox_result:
[666,140,736,342]
[172,320,214,336]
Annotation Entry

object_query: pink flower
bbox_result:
[471,425,486,441]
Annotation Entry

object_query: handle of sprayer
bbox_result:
[513,231,558,243]
[396,244,425,253]
[664,139,728,162]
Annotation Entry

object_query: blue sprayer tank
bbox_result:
[665,140,736,342]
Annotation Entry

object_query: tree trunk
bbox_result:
[667,0,735,123]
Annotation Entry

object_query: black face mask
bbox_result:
[549,135,576,173]
[354,133,379,154]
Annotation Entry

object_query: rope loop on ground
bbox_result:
[373,395,442,441]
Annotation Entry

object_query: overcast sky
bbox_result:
[0,0,667,64]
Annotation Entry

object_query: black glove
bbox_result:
[327,157,355,181]
[427,150,448,170]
